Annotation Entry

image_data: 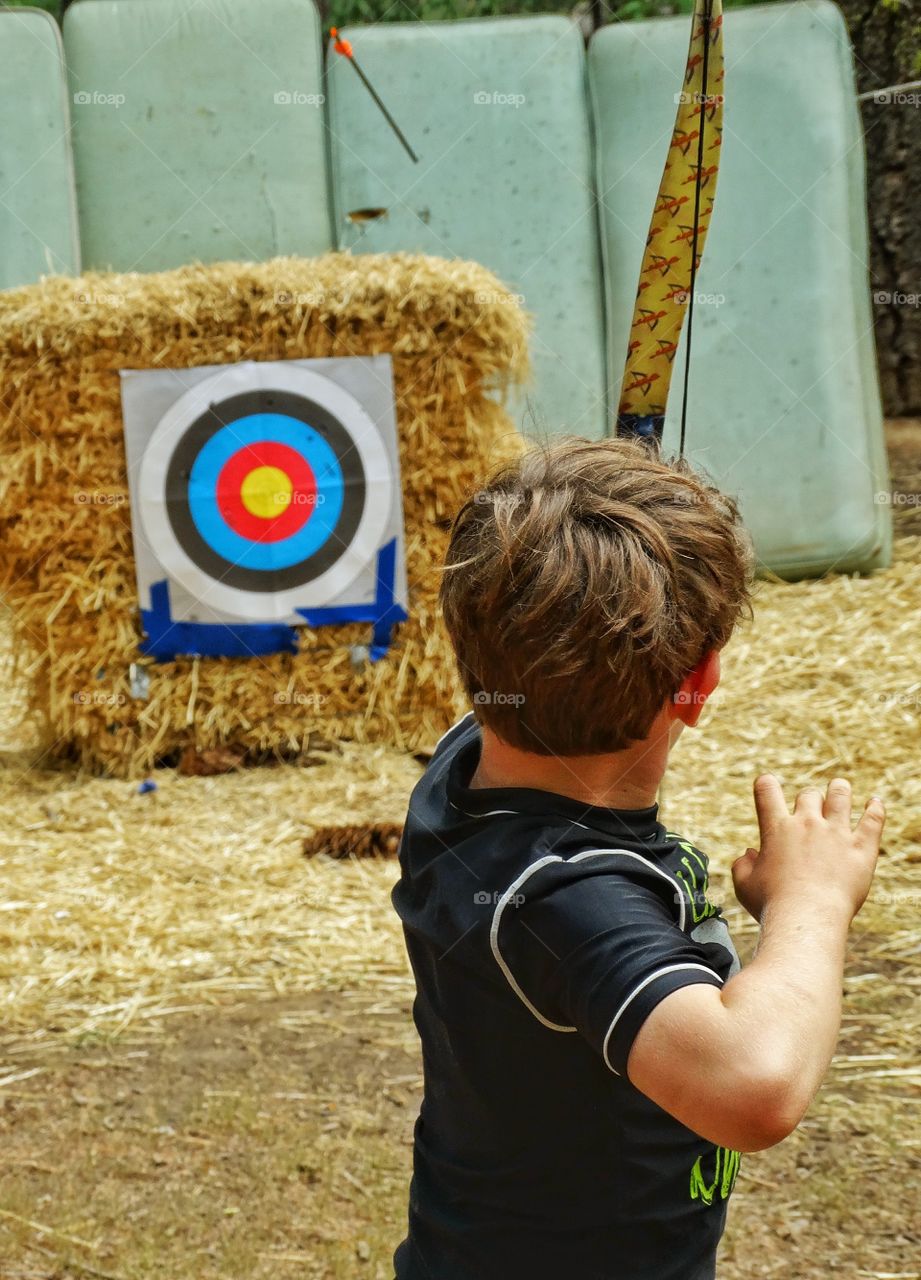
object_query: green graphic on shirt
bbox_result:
[689,1145,741,1205]
[666,834,719,924]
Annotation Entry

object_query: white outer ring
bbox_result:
[137,362,393,621]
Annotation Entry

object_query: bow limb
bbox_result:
[616,0,724,446]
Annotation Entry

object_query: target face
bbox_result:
[136,364,393,621]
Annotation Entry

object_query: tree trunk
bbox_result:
[839,0,921,415]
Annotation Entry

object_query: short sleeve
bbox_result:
[492,854,726,1076]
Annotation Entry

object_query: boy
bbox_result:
[392,438,884,1280]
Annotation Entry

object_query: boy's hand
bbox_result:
[732,775,885,924]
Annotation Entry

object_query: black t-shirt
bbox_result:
[391,714,742,1280]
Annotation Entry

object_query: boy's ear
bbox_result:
[671,650,721,728]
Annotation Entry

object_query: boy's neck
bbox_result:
[469,717,676,811]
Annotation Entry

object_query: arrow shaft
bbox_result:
[347,54,419,164]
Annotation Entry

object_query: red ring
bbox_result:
[215,442,317,543]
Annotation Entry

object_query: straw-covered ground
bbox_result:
[1,433,920,1279]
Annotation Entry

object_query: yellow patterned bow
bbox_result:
[616,0,724,449]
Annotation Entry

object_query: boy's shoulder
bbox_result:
[396,714,741,1078]
[403,712,719,925]
[427,710,478,764]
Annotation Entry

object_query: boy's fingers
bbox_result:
[855,796,886,851]
[731,852,754,892]
[793,786,824,818]
[753,774,787,833]
[823,778,852,824]
[731,849,757,880]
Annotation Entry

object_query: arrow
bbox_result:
[330,28,419,165]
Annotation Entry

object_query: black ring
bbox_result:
[163,389,366,593]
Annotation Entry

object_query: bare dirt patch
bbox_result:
[1,969,918,1280]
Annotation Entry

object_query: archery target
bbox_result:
[122,357,405,629]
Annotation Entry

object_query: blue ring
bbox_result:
[187,414,344,572]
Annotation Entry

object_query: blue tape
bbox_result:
[140,580,299,660]
[140,539,407,663]
[297,538,407,662]
[370,537,406,661]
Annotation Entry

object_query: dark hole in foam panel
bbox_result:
[347,208,388,223]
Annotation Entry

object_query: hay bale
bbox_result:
[0,253,530,776]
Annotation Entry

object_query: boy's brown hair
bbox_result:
[439,437,753,756]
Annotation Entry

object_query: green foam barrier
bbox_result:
[63,0,333,272]
[0,7,79,288]
[328,16,608,439]
[589,0,890,576]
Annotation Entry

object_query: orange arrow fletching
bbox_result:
[330,27,353,58]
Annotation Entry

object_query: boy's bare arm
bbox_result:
[627,776,884,1153]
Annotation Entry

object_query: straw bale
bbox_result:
[0,253,530,777]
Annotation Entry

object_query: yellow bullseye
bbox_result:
[240,465,293,520]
